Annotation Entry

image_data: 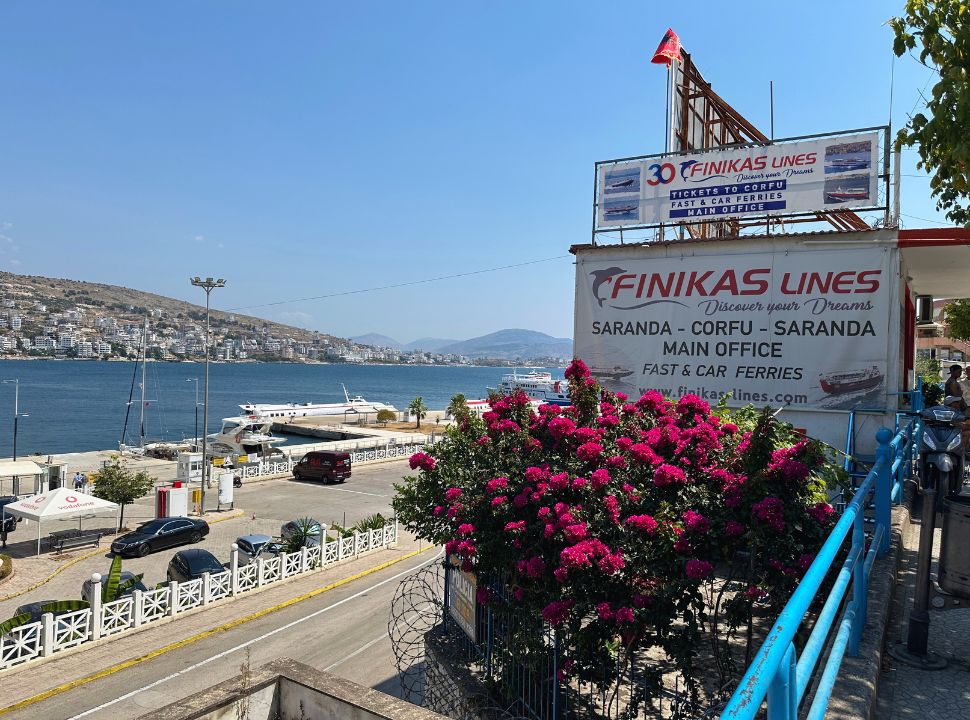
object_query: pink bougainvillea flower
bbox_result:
[486,476,509,494]
[752,496,786,532]
[504,520,527,533]
[808,502,835,524]
[562,523,588,542]
[525,466,548,482]
[682,510,711,535]
[457,523,475,536]
[797,553,816,573]
[721,422,739,434]
[685,559,713,580]
[444,487,463,502]
[491,495,508,507]
[596,602,614,620]
[590,468,611,489]
[604,495,620,523]
[724,520,747,538]
[576,442,604,462]
[653,463,687,487]
[614,607,635,624]
[598,551,626,574]
[548,416,577,439]
[625,514,659,535]
[542,599,576,626]
[408,452,436,471]
[565,358,591,380]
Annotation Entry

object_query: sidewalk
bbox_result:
[875,493,970,719]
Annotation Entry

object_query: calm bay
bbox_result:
[0,360,563,456]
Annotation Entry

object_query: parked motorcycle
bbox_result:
[919,402,966,511]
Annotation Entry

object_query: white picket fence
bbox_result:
[234,442,429,480]
[0,523,398,672]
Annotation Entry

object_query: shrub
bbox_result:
[0,554,11,581]
[394,358,844,711]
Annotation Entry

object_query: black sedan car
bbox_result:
[110,517,209,558]
[167,549,225,583]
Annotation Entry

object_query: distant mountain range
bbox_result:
[353,328,573,361]
[350,334,458,352]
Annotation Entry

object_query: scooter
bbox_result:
[919,403,966,511]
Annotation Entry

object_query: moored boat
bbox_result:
[488,370,570,406]
[240,385,397,420]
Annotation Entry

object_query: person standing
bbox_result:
[73,471,84,490]
[945,364,966,409]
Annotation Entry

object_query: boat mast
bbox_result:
[139,318,148,449]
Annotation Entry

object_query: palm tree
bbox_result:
[409,397,428,429]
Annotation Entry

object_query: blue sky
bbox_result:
[0,2,944,342]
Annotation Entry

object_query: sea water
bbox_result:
[0,361,563,455]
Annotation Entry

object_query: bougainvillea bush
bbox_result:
[394,359,845,713]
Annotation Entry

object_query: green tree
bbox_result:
[408,397,428,429]
[376,408,396,427]
[944,299,970,340]
[446,393,470,423]
[915,354,944,406]
[90,458,156,529]
[891,2,970,225]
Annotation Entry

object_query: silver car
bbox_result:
[235,534,284,567]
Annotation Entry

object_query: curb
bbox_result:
[0,544,436,715]
[0,510,244,603]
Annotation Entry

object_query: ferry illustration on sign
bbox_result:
[818,365,884,395]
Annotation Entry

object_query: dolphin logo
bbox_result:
[680,158,727,183]
[589,267,626,307]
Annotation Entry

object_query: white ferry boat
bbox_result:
[240,385,398,420]
[488,370,570,406]
[208,416,286,457]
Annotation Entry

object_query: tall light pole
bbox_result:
[185,378,200,450]
[189,277,225,515]
[1,380,28,495]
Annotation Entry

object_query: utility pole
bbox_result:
[189,277,226,515]
[186,378,200,450]
[1,380,27,495]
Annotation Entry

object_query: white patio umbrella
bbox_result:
[1,486,119,555]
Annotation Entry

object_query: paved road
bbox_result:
[1,543,442,719]
[0,459,410,621]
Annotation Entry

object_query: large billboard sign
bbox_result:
[596,131,881,228]
[574,246,893,411]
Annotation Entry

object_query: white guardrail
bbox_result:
[234,441,430,480]
[0,523,398,671]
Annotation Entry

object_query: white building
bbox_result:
[10,315,21,330]
[76,341,94,358]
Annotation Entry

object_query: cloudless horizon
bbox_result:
[0,2,946,343]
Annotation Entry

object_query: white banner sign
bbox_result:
[574,247,893,411]
[596,132,880,227]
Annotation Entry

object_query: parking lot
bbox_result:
[0,458,408,619]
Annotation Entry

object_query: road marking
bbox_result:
[323,632,389,671]
[325,487,387,497]
[0,546,439,717]
[68,549,442,719]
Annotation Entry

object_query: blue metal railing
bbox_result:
[721,389,923,720]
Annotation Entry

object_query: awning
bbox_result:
[0,460,44,477]
[899,228,970,298]
[2,486,119,555]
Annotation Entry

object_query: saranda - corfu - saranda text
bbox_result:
[590,320,877,336]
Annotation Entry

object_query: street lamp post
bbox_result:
[189,277,226,515]
[185,378,200,450]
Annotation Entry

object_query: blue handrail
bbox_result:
[721,389,922,720]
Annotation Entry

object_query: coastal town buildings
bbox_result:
[0,279,477,366]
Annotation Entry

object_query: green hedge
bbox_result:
[0,554,11,581]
